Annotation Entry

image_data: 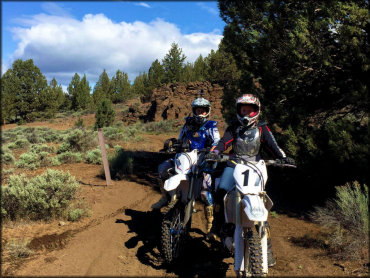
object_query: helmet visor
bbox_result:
[237,104,259,118]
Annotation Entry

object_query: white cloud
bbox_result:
[134,2,151,9]
[196,3,219,16]
[6,14,222,89]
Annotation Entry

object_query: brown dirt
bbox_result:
[1,121,368,277]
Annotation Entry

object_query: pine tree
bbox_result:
[148,59,165,88]
[193,55,208,81]
[93,69,113,106]
[111,70,131,103]
[38,78,65,118]
[162,42,186,83]
[1,59,48,122]
[1,70,17,123]
[181,62,196,83]
[94,98,116,129]
[68,73,81,111]
[205,48,241,84]
[76,75,91,109]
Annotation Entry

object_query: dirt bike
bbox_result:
[206,154,296,277]
[159,142,214,264]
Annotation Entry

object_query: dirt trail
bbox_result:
[3,177,366,277]
[2,132,368,277]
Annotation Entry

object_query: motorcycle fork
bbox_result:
[184,167,197,225]
[234,191,246,273]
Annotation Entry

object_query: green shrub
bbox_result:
[67,208,85,222]
[26,128,45,144]
[310,181,369,260]
[29,143,56,154]
[58,129,97,153]
[1,146,15,164]
[74,116,85,128]
[15,152,40,170]
[143,120,176,134]
[85,148,102,165]
[1,169,80,220]
[5,142,17,149]
[56,151,83,164]
[102,126,124,140]
[8,137,30,149]
[50,156,62,166]
[6,239,32,258]
[107,147,134,179]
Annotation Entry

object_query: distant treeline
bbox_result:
[0,42,239,124]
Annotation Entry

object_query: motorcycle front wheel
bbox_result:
[160,202,190,264]
[245,228,264,276]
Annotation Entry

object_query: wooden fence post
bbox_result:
[97,128,111,186]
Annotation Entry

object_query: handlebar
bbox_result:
[205,154,297,168]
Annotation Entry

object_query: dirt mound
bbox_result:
[122,81,224,124]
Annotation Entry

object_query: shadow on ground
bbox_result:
[117,208,230,278]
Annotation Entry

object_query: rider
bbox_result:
[152,94,220,234]
[207,94,295,267]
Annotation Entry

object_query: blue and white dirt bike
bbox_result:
[159,142,214,264]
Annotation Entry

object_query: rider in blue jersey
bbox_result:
[152,96,220,233]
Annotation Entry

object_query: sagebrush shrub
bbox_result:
[26,128,45,144]
[102,126,124,140]
[56,151,83,164]
[310,181,369,260]
[6,239,32,258]
[1,169,80,220]
[67,208,85,222]
[1,146,15,164]
[85,148,102,165]
[15,152,40,170]
[29,143,56,154]
[74,116,85,128]
[58,129,97,153]
[107,147,134,179]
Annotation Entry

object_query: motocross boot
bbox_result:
[151,181,168,210]
[151,195,167,210]
[268,237,276,267]
[206,189,226,241]
[204,205,214,234]
[266,222,276,267]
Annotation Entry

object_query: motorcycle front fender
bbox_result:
[242,195,268,222]
[164,173,188,191]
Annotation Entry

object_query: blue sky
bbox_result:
[2,1,225,90]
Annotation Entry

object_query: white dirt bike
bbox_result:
[207,154,296,277]
[160,147,214,264]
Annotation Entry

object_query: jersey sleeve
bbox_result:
[214,125,234,153]
[208,121,220,146]
[260,124,286,159]
[178,125,186,141]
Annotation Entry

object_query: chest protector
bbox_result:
[184,120,216,150]
[232,126,261,157]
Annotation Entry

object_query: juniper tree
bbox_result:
[93,69,113,106]
[162,42,186,83]
[1,59,48,122]
[94,98,116,129]
[111,70,131,103]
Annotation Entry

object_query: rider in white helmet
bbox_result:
[152,93,220,234]
[207,94,295,267]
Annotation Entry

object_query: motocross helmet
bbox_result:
[191,97,211,125]
[236,94,261,128]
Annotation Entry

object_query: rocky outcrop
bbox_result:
[122,81,224,123]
